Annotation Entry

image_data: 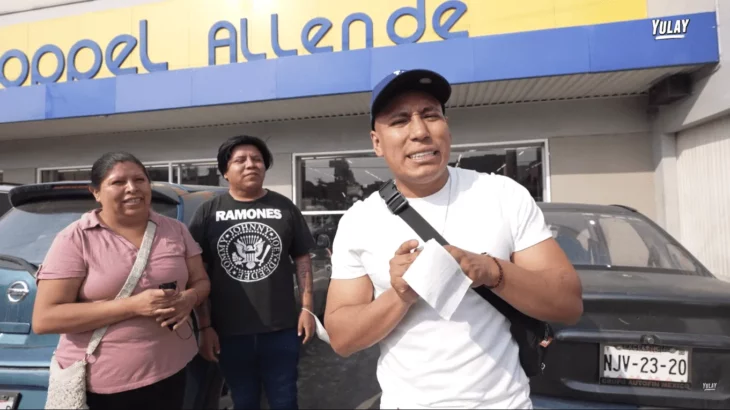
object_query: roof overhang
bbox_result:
[0,11,718,140]
[0,64,708,141]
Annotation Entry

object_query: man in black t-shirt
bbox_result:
[189,135,315,410]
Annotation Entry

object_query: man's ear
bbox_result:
[371,130,384,157]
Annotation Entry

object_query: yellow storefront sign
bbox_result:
[0,0,647,89]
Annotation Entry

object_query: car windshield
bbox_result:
[0,198,178,265]
[543,210,711,276]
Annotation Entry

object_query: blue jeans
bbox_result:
[218,328,301,409]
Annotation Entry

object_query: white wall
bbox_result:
[0,0,91,16]
[550,132,656,220]
[0,0,162,25]
[0,168,35,184]
[676,114,730,280]
[646,0,715,18]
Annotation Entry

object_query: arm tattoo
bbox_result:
[295,254,313,309]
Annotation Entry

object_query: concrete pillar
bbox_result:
[652,129,681,239]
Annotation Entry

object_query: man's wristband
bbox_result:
[482,252,504,289]
[198,325,212,331]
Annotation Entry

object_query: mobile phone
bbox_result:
[159,282,177,331]
[159,281,177,291]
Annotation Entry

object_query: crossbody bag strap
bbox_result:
[377,179,515,319]
[84,220,157,358]
[378,179,449,246]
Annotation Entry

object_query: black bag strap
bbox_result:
[378,178,449,246]
[378,179,518,321]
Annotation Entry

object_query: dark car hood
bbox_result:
[578,268,730,304]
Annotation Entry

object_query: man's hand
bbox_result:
[199,327,220,362]
[298,310,315,344]
[389,240,421,304]
[444,245,499,288]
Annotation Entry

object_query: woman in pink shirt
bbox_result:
[32,152,211,410]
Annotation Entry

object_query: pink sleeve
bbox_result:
[178,221,202,259]
[36,227,87,280]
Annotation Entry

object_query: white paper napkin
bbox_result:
[302,307,331,344]
[402,239,473,320]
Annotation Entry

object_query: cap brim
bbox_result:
[370,69,451,130]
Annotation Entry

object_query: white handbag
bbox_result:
[44,221,157,410]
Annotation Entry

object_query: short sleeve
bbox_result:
[289,204,316,258]
[187,202,207,247]
[504,177,553,252]
[36,226,88,280]
[178,221,203,259]
[187,200,211,264]
[330,205,367,280]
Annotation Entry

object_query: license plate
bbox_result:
[599,344,691,386]
[0,392,19,410]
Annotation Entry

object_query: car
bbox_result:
[529,202,730,410]
[0,181,233,410]
[303,234,333,319]
[0,183,22,217]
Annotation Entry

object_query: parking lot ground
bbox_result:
[298,338,382,409]
[218,337,382,409]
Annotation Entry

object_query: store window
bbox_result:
[40,168,92,183]
[295,142,547,249]
[146,165,171,183]
[178,163,225,186]
[38,160,225,186]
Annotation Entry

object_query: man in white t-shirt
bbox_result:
[323,69,584,409]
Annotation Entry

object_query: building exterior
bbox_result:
[0,0,727,279]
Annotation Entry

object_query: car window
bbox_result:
[600,216,650,267]
[0,198,178,265]
[544,210,710,276]
[0,192,10,217]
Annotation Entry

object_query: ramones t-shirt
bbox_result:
[188,190,315,336]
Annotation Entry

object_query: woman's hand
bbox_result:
[154,290,197,331]
[128,289,178,317]
[199,327,220,362]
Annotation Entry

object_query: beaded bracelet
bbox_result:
[482,252,504,289]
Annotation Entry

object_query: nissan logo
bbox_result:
[7,281,29,303]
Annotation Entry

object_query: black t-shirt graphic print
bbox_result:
[218,214,283,282]
[188,190,315,336]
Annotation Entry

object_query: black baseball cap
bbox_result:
[369,69,452,130]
